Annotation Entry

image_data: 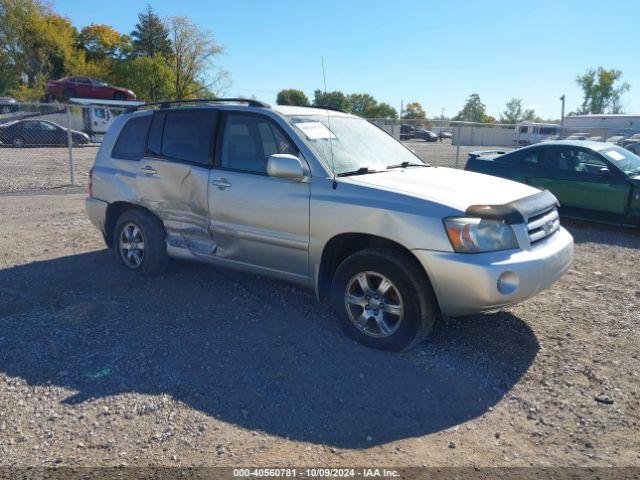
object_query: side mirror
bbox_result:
[267,154,305,181]
[598,166,610,177]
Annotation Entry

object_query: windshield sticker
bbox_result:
[294,121,336,140]
[605,150,625,161]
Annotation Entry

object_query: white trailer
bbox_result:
[514,122,560,146]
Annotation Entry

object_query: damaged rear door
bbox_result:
[137,109,218,254]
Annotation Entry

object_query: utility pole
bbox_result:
[400,100,404,120]
[559,94,566,136]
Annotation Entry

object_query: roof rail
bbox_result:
[125,98,270,113]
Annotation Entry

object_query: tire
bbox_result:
[112,209,168,275]
[330,247,438,352]
[12,137,24,148]
[113,92,126,101]
[62,88,76,100]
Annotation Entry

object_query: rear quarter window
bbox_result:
[112,115,152,160]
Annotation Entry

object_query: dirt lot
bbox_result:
[0,193,638,468]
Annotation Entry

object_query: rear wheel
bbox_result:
[330,248,438,351]
[113,209,168,275]
[62,88,76,100]
[12,137,24,148]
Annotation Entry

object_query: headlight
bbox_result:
[444,217,519,253]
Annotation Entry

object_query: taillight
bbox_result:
[88,167,94,197]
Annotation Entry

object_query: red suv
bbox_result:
[46,77,136,102]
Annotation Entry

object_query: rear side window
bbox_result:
[162,110,217,166]
[112,115,152,160]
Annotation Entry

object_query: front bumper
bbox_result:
[413,227,573,316]
[85,197,108,235]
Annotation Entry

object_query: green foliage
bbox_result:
[313,89,351,111]
[576,67,629,114]
[500,98,538,124]
[347,93,376,116]
[453,94,494,123]
[364,102,397,119]
[402,101,426,120]
[130,4,172,59]
[114,54,174,102]
[276,88,309,106]
[79,24,130,62]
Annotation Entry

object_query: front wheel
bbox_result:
[113,209,168,275]
[330,248,438,351]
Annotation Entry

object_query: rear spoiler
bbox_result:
[468,150,507,159]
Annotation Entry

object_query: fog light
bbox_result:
[497,271,519,295]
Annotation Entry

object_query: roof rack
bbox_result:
[125,98,270,113]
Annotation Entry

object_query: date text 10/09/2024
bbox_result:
[233,468,400,478]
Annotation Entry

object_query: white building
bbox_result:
[563,114,640,135]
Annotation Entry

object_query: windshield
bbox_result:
[601,146,640,176]
[287,114,425,174]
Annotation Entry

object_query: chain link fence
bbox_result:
[0,102,125,194]
[2,102,639,194]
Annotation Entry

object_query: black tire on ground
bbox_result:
[113,92,126,101]
[12,137,25,148]
[62,88,76,100]
[330,247,439,352]
[112,208,169,275]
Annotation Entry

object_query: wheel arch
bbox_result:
[104,201,164,248]
[316,232,436,305]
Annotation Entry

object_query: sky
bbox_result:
[53,0,639,120]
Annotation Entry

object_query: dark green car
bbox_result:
[465,140,640,227]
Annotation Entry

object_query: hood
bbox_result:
[342,166,541,212]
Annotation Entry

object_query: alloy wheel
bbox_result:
[344,271,404,338]
[119,222,145,268]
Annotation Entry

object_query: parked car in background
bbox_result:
[0,96,17,114]
[466,140,640,227]
[0,119,90,147]
[606,134,627,144]
[438,131,453,140]
[46,77,136,102]
[564,133,590,141]
[399,124,438,142]
[85,99,573,352]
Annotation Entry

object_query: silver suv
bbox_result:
[86,99,573,351]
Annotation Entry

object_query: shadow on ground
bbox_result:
[562,218,638,248]
[0,250,538,448]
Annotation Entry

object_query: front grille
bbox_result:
[527,207,560,244]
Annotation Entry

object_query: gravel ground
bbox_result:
[0,145,97,194]
[0,191,638,469]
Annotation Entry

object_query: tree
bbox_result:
[78,24,129,62]
[363,102,397,119]
[276,88,309,106]
[402,101,426,120]
[312,89,351,111]
[115,54,173,102]
[0,0,85,97]
[453,93,493,123]
[500,98,537,124]
[576,67,629,114]
[130,5,172,59]
[168,15,228,99]
[347,93,377,116]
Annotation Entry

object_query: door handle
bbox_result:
[212,177,232,190]
[140,165,157,175]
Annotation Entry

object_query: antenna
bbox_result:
[321,56,338,189]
